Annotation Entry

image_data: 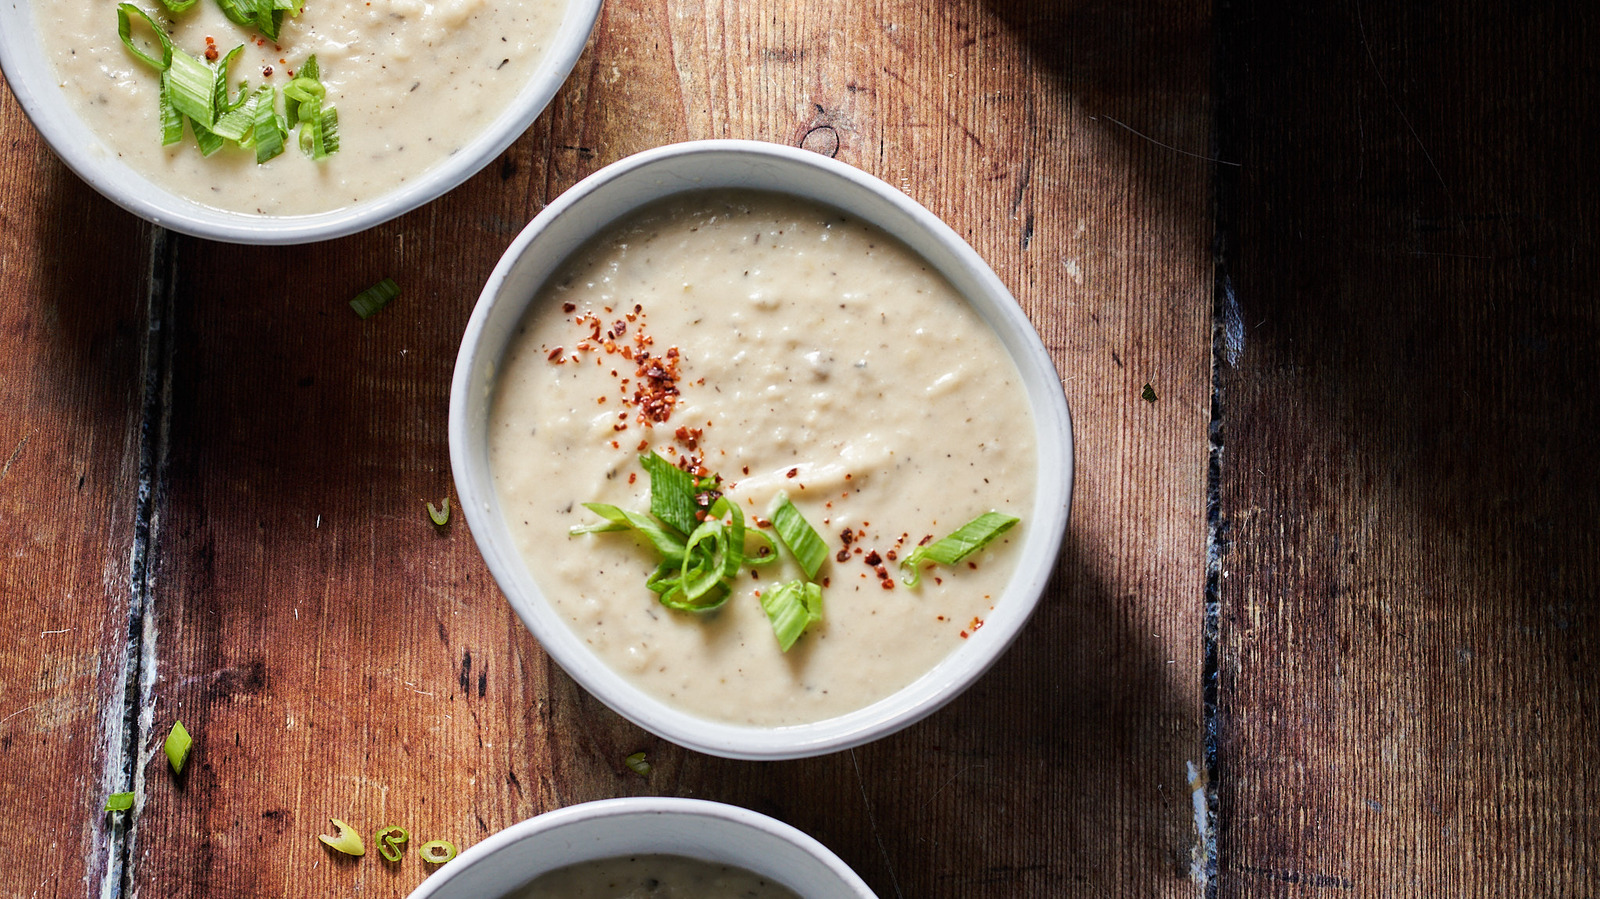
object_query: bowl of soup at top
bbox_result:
[0,0,600,243]
[403,797,876,899]
[451,139,1073,759]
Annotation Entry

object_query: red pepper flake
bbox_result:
[546,346,564,361]
[834,548,851,563]
[918,534,934,546]
[562,302,576,313]
[263,64,274,76]
[873,564,888,579]
[880,579,895,590]
[785,467,799,478]
[821,577,830,587]
[968,561,978,569]
[636,439,649,451]
[969,616,985,632]
[885,549,898,562]
[959,630,969,639]
[839,528,855,546]
[863,550,882,567]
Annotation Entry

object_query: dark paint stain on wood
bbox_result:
[459,650,472,696]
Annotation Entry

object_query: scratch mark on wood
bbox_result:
[1353,0,1448,197]
[1,434,28,481]
[1092,114,1241,167]
[850,749,905,899]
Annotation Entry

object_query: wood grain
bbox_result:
[1214,1,1600,894]
[0,79,151,898]
[2,0,1214,896]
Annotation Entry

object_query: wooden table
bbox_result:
[3,1,1596,896]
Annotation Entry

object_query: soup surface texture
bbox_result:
[489,188,1036,726]
[506,853,800,899]
[37,0,567,214]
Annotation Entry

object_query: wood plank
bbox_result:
[0,76,152,898]
[0,1,1214,897]
[1214,1,1600,894]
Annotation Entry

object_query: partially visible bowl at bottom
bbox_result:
[403,797,877,899]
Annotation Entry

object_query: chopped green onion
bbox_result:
[427,497,451,527]
[419,839,457,864]
[900,512,1020,588]
[374,824,408,862]
[105,792,135,812]
[1141,383,1158,403]
[760,580,823,651]
[157,0,198,12]
[349,278,400,319]
[249,87,286,163]
[116,4,173,72]
[572,502,688,558]
[164,47,218,129]
[769,492,828,580]
[163,720,192,774]
[624,751,651,777]
[318,818,365,856]
[638,452,700,536]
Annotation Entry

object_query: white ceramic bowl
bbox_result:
[450,140,1074,759]
[404,798,876,899]
[0,1,600,244]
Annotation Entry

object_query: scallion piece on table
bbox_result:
[769,492,828,580]
[374,824,408,862]
[426,497,451,527]
[350,277,400,319]
[760,580,823,651]
[624,751,651,777]
[163,719,192,774]
[105,792,135,812]
[318,818,365,856]
[419,839,458,864]
[899,512,1020,588]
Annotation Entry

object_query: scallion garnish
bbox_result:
[760,580,823,652]
[900,512,1020,588]
[374,824,408,862]
[318,818,365,856]
[349,277,400,319]
[419,839,458,864]
[115,7,335,162]
[638,451,700,536]
[426,497,450,527]
[105,792,135,812]
[572,454,767,614]
[769,492,828,580]
[163,720,192,774]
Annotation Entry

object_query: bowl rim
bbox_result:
[449,139,1074,760]
[0,0,602,244]
[403,796,877,899]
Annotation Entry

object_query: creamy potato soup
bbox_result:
[489,189,1036,726]
[507,854,799,899]
[37,0,567,214]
